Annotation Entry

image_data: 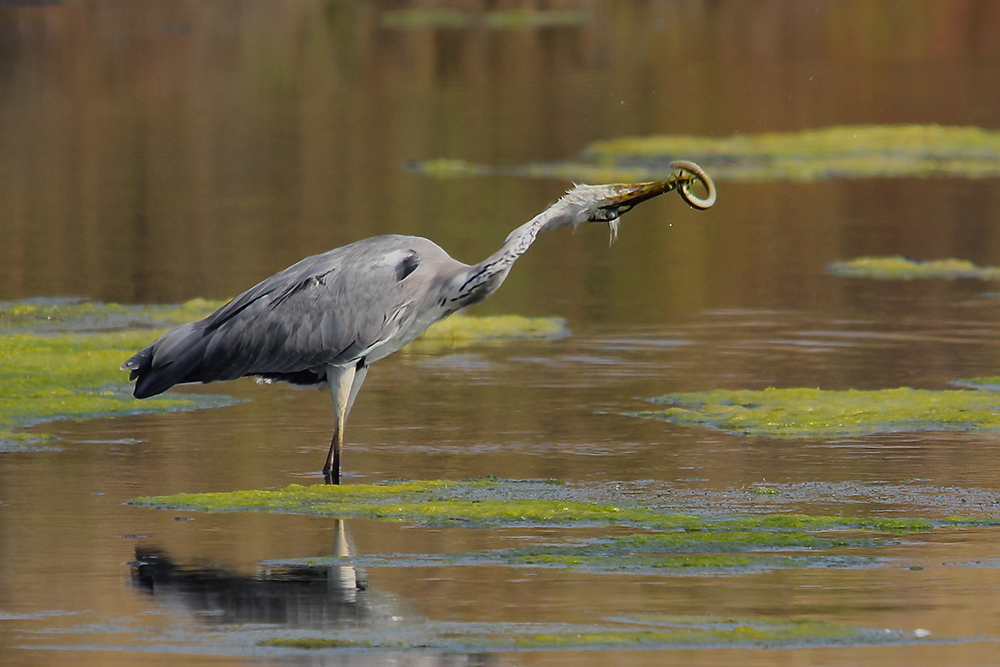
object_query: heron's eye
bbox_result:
[593,207,620,222]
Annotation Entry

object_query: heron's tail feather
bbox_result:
[122,323,212,399]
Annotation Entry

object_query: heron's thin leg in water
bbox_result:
[324,365,357,484]
[325,428,341,485]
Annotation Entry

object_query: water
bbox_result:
[3,1,1000,665]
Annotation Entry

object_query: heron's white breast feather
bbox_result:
[379,249,412,267]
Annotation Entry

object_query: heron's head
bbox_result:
[555,161,716,241]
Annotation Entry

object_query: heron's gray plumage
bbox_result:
[125,235,465,398]
[123,163,716,483]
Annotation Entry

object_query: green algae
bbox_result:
[134,478,1000,579]
[584,124,1000,181]
[641,387,1000,438]
[257,615,916,652]
[0,298,227,333]
[409,158,493,178]
[130,478,679,527]
[295,529,883,573]
[129,478,980,533]
[0,298,237,445]
[256,521,892,575]
[485,520,905,572]
[0,329,236,445]
[604,529,866,551]
[506,550,872,574]
[828,256,1000,280]
[506,618,876,649]
[411,124,1000,182]
[129,479,669,526]
[514,551,781,571]
[410,313,567,351]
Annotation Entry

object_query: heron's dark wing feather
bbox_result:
[125,236,451,399]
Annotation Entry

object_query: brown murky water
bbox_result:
[4,1,1000,665]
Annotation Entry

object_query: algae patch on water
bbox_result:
[504,616,906,649]
[256,615,919,652]
[129,478,669,527]
[410,313,567,351]
[501,545,874,574]
[129,478,973,532]
[411,125,1000,182]
[0,297,228,333]
[0,329,237,445]
[135,478,1000,579]
[583,124,1000,181]
[640,387,1000,437]
[267,527,887,575]
[0,298,236,445]
[828,256,1000,280]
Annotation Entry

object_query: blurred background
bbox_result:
[3,0,1000,324]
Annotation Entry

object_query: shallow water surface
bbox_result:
[4,1,1000,665]
[5,314,1000,664]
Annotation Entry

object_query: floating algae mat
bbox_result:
[485,615,919,650]
[128,478,977,531]
[257,615,922,652]
[0,299,236,446]
[0,297,229,333]
[0,299,561,446]
[640,387,1000,438]
[0,329,238,447]
[411,125,1000,182]
[408,312,566,351]
[131,478,1000,576]
[263,531,885,575]
[829,256,1000,280]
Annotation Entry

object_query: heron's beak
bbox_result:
[608,180,678,211]
[609,161,717,212]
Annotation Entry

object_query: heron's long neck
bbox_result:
[447,206,570,309]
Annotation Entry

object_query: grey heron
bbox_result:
[123,161,716,483]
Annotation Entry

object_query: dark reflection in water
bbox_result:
[132,546,369,627]
[126,521,498,667]
[130,520,370,629]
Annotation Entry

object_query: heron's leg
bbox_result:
[345,364,368,416]
[324,364,356,484]
[331,519,368,590]
[324,431,342,485]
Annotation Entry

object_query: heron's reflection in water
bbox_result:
[130,521,498,666]
[130,519,371,628]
